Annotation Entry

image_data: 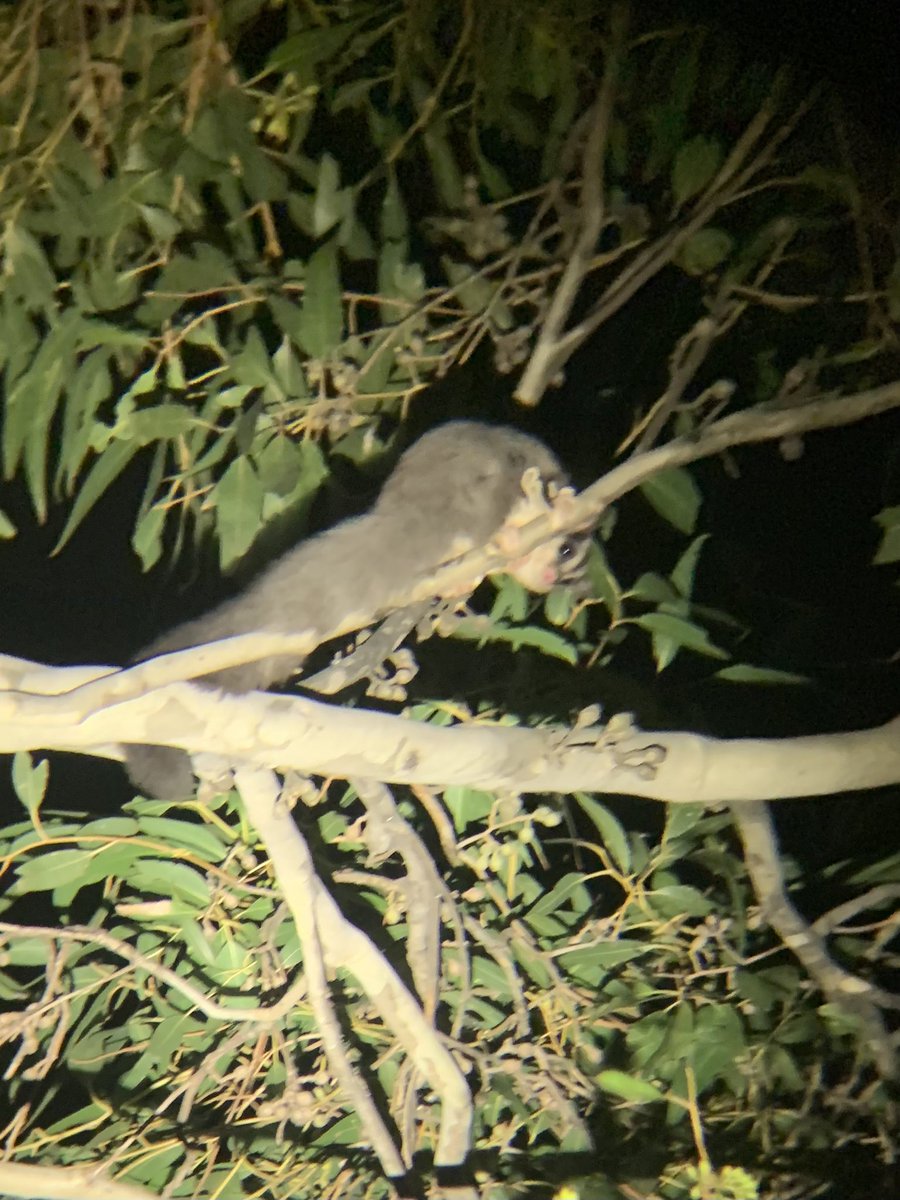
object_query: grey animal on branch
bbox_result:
[125,421,591,799]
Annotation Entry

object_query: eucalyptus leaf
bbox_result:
[574,793,631,873]
[53,440,140,554]
[639,467,701,534]
[678,226,735,274]
[129,860,212,906]
[297,240,343,357]
[671,136,722,207]
[597,1069,665,1103]
[715,663,809,685]
[211,456,265,569]
[312,153,344,237]
[11,752,49,824]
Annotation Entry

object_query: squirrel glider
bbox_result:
[125,421,592,798]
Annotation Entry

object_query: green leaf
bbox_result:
[634,611,727,666]
[232,326,275,388]
[262,436,328,524]
[56,347,113,490]
[545,586,578,626]
[129,860,211,905]
[443,786,495,832]
[272,336,306,397]
[692,1005,746,1090]
[381,173,409,242]
[672,136,722,207]
[630,572,678,604]
[211,457,265,569]
[490,576,529,623]
[147,1012,209,1064]
[267,21,362,76]
[0,509,16,538]
[122,362,160,399]
[873,505,900,564]
[125,405,199,444]
[574,793,631,873]
[470,956,514,999]
[442,259,494,314]
[254,435,305,496]
[527,873,592,922]
[847,851,900,886]
[11,752,49,825]
[4,310,83,508]
[422,123,464,208]
[237,144,288,203]
[136,245,237,326]
[640,467,701,534]
[4,224,58,307]
[557,941,647,987]
[646,884,713,919]
[670,534,709,598]
[312,153,344,237]
[136,816,229,861]
[297,240,343,357]
[378,239,422,323]
[3,935,57,968]
[15,849,101,892]
[597,1070,665,1104]
[131,505,166,571]
[715,663,808,685]
[483,620,579,664]
[585,543,622,615]
[53,439,140,554]
[678,227,735,275]
[355,332,400,394]
[664,803,705,841]
[138,204,182,241]
[81,816,141,837]
[333,77,380,112]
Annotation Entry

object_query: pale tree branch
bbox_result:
[233,768,410,1178]
[0,383,898,809]
[1,665,899,802]
[733,800,898,1078]
[812,885,900,936]
[629,218,798,453]
[234,767,474,1169]
[516,73,819,405]
[352,776,444,1021]
[302,602,432,695]
[0,1161,155,1200]
[0,921,308,1024]
[515,2,626,405]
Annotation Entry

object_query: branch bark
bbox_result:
[234,767,474,1168]
[2,658,899,802]
[733,800,897,1078]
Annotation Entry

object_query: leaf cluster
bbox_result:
[1,755,895,1199]
[1,0,895,573]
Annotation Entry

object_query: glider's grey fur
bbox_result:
[125,422,588,798]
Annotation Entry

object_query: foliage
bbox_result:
[0,0,896,566]
[0,1,898,1199]
[2,765,895,1199]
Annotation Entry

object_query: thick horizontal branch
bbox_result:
[2,664,898,802]
[0,1162,155,1200]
